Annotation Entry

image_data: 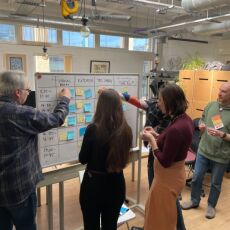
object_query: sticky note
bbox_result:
[77,114,85,123]
[62,118,68,127]
[122,87,128,94]
[122,103,127,111]
[76,88,84,96]
[68,116,76,126]
[76,100,83,109]
[84,103,92,112]
[67,131,75,140]
[70,88,75,98]
[79,127,86,137]
[69,104,76,113]
[84,89,92,99]
[77,141,82,147]
[59,132,67,141]
[85,114,93,123]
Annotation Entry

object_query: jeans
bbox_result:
[147,153,186,230]
[0,191,37,230]
[191,153,228,207]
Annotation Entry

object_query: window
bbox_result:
[129,37,151,52]
[22,26,57,43]
[99,35,124,48]
[35,55,72,73]
[142,61,152,97]
[62,31,95,48]
[0,24,16,42]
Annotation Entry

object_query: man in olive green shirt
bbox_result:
[181,82,230,219]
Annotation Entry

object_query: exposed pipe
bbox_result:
[0,13,139,36]
[134,0,182,9]
[0,14,82,27]
[147,13,230,33]
[182,0,230,12]
[192,20,230,35]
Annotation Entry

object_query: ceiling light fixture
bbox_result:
[80,0,90,38]
[42,1,48,60]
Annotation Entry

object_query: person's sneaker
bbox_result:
[181,200,199,210]
[205,205,216,219]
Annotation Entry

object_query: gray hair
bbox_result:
[0,71,26,97]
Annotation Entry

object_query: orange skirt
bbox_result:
[144,159,186,230]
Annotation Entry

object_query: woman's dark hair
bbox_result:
[94,89,133,172]
[159,83,188,117]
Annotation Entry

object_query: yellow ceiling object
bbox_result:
[61,0,79,19]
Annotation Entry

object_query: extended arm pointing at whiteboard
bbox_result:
[0,71,70,229]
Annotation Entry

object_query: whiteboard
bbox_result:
[35,73,139,168]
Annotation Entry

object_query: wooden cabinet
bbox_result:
[192,101,207,119]
[179,70,195,101]
[211,71,230,101]
[179,70,230,119]
[193,70,213,102]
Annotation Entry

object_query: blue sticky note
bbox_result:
[67,131,75,140]
[68,116,76,126]
[122,104,127,111]
[69,104,76,113]
[79,127,86,137]
[84,89,92,99]
[70,88,75,98]
[85,114,93,123]
[84,103,92,112]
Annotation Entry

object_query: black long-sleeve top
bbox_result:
[79,124,111,172]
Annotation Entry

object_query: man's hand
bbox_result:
[59,88,71,99]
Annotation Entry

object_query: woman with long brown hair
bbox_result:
[79,88,133,230]
[141,84,193,230]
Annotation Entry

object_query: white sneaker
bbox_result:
[205,205,215,219]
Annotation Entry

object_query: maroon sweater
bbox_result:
[154,113,193,168]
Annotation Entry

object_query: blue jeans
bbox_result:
[191,153,228,207]
[147,153,186,230]
[0,191,37,230]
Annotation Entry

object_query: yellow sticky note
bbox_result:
[62,118,68,127]
[122,87,128,93]
[59,132,67,141]
[77,114,85,123]
[76,87,84,96]
[77,141,82,147]
[76,100,83,109]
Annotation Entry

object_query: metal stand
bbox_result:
[126,110,145,214]
[37,147,142,230]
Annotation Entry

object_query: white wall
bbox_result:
[0,43,153,90]
[1,36,229,91]
[160,37,230,70]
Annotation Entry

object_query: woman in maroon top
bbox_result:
[141,84,193,230]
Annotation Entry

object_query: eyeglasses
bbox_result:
[20,88,32,94]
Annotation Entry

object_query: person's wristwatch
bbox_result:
[222,132,227,139]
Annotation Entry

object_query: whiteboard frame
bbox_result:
[35,72,140,168]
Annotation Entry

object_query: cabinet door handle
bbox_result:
[199,78,208,80]
[196,109,204,112]
[217,80,228,82]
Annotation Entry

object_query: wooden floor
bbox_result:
[36,158,230,230]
